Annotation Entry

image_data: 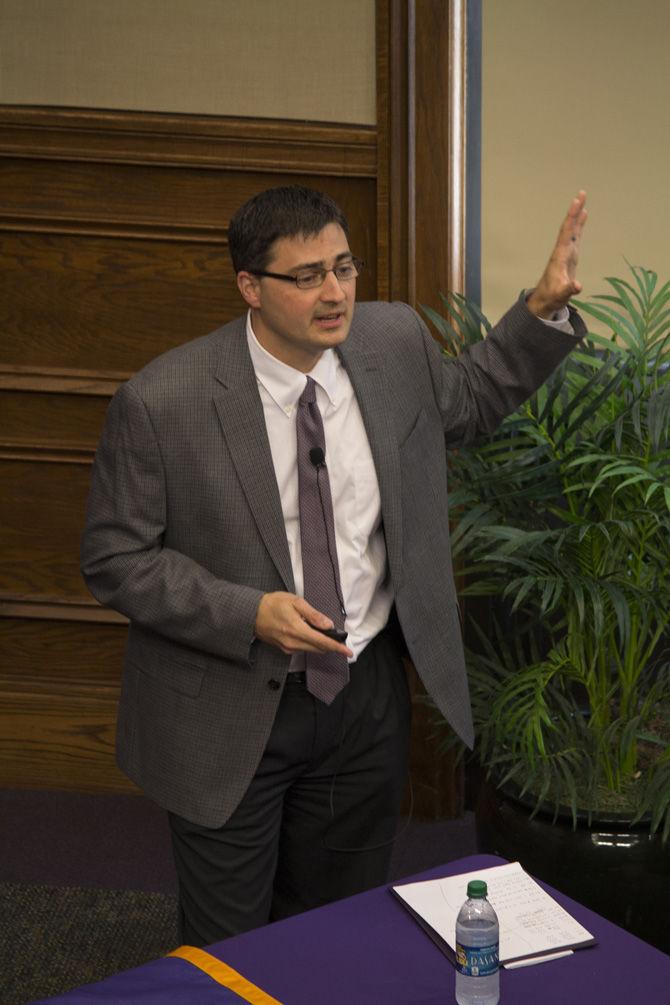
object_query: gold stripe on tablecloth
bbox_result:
[167,945,284,1004]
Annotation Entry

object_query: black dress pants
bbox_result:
[167,623,411,946]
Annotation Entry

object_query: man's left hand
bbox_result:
[526,190,588,320]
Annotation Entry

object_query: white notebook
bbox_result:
[392,861,595,967]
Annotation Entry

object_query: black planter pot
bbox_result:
[475,777,670,955]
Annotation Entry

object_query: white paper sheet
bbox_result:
[393,861,594,966]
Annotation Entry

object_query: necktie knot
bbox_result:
[299,376,317,407]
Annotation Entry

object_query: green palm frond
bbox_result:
[426,267,670,832]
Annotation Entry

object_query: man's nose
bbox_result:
[320,269,347,301]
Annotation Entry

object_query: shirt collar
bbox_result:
[246,311,340,414]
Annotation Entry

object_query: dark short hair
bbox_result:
[228,185,350,274]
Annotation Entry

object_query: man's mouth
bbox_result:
[314,311,345,328]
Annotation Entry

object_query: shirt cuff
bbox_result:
[524,291,574,335]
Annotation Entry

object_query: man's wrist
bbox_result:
[521,289,573,335]
[525,288,569,322]
[526,289,574,319]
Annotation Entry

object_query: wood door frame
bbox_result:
[376,0,475,311]
[376,0,478,818]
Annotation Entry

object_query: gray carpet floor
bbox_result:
[1,883,179,1005]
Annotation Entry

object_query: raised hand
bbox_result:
[526,190,588,320]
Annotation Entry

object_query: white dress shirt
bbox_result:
[246,313,393,662]
[246,303,572,663]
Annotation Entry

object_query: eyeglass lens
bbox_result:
[295,260,361,289]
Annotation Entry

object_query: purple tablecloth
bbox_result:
[35,854,670,1004]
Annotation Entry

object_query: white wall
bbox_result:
[482,0,670,323]
[0,0,376,124]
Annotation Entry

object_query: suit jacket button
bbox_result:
[267,678,281,690]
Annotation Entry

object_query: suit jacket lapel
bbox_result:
[338,334,403,590]
[210,313,403,595]
[212,323,295,592]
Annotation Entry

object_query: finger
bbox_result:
[564,191,588,240]
[570,207,588,242]
[555,216,586,275]
[302,623,353,658]
[282,616,352,656]
[566,190,587,220]
[572,189,587,212]
[557,191,586,239]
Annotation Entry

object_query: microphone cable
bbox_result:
[322,633,415,855]
[322,760,414,854]
[309,445,347,620]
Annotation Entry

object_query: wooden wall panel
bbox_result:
[1,221,376,375]
[1,159,378,248]
[0,389,109,454]
[1,618,127,686]
[1,231,232,373]
[1,3,465,816]
[0,105,380,797]
[0,459,91,601]
[0,688,133,793]
[0,619,133,792]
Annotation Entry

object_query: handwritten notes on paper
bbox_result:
[393,861,594,966]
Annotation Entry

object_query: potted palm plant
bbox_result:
[423,264,670,949]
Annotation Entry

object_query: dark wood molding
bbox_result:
[413,0,460,312]
[0,106,377,177]
[375,0,468,313]
[376,0,468,818]
[0,673,120,696]
[0,443,95,463]
[376,0,411,304]
[0,365,128,396]
[0,214,228,243]
[0,596,127,624]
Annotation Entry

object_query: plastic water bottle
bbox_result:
[455,879,500,1005]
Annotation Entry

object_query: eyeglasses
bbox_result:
[252,256,364,290]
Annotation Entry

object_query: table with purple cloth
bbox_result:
[36,854,670,1004]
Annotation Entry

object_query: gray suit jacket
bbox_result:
[81,298,584,827]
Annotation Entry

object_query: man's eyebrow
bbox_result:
[289,251,353,272]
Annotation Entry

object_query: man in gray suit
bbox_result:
[81,185,587,945]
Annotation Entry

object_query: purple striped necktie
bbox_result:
[296,377,349,704]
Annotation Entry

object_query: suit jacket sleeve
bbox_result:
[80,380,263,662]
[411,295,586,447]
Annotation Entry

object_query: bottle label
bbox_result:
[455,941,499,978]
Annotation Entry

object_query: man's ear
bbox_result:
[237,271,261,308]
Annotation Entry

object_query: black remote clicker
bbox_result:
[313,626,348,643]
